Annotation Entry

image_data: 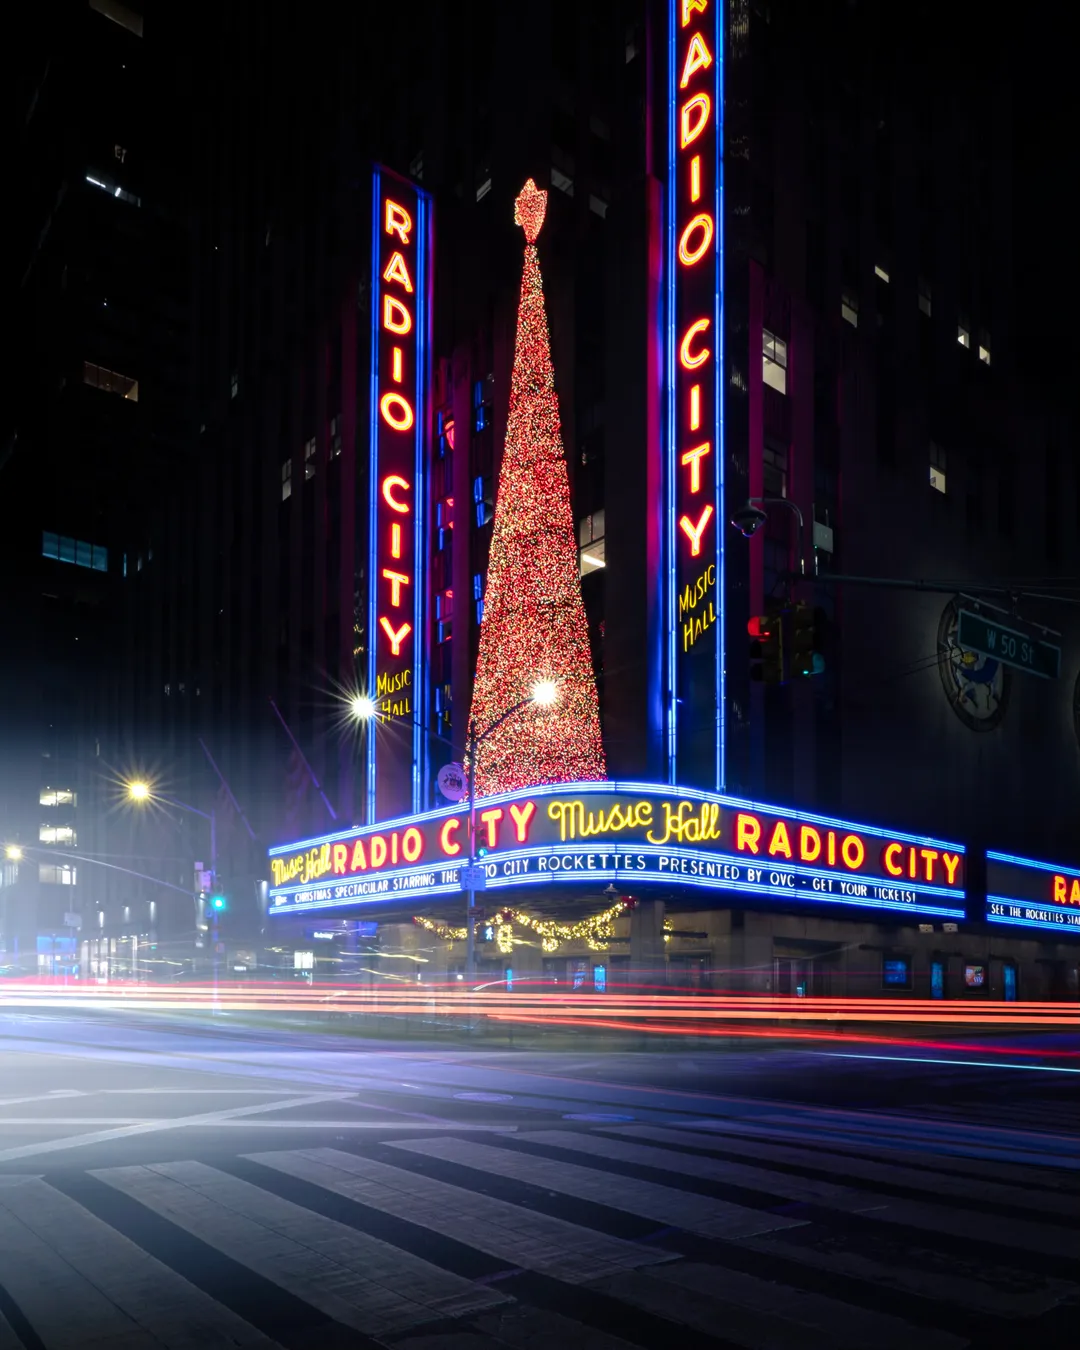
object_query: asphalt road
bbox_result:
[0,1008,1077,1349]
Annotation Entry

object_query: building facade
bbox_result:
[110,0,1077,997]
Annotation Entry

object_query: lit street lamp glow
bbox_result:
[127,780,152,801]
[350,695,378,721]
[4,845,22,861]
[530,679,560,708]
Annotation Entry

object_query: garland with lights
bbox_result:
[413,898,631,954]
[467,179,606,797]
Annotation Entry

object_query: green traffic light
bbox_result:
[210,895,226,911]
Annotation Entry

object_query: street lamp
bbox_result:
[350,679,564,982]
[730,497,809,581]
[126,779,220,1006]
[4,845,22,861]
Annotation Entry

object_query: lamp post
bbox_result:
[730,497,809,587]
[349,678,562,984]
[127,781,220,1008]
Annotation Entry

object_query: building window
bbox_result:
[438,412,455,456]
[577,511,606,574]
[589,195,608,218]
[83,361,138,400]
[918,278,932,317]
[476,178,492,202]
[85,173,141,207]
[957,325,970,349]
[978,332,991,365]
[89,0,143,37]
[39,864,76,886]
[43,532,108,572]
[436,589,453,643]
[551,167,574,198]
[762,330,787,395]
[841,290,859,327]
[230,372,239,398]
[39,824,76,845]
[281,460,292,501]
[330,415,342,458]
[929,441,947,494]
[874,264,890,283]
[40,787,75,807]
[303,436,317,481]
[409,151,424,181]
[473,376,493,433]
[763,442,788,498]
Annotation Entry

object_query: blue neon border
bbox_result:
[666,1,725,790]
[367,167,433,822]
[987,848,1080,880]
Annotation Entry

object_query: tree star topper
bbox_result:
[514,177,547,243]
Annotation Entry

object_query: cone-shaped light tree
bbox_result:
[467,179,606,797]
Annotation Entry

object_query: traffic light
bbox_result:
[788,602,826,677]
[748,610,785,684]
[210,893,227,911]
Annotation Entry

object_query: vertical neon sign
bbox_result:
[367,167,432,822]
[666,0,724,790]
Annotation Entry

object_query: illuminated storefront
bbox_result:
[268,780,965,921]
[986,850,1080,935]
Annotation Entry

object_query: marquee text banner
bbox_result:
[986,850,1080,935]
[268,781,965,920]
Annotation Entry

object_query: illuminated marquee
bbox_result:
[986,850,1080,936]
[268,781,966,920]
[367,167,432,819]
[666,0,724,789]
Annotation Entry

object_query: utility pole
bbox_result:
[465,718,478,982]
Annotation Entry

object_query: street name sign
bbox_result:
[957,609,1061,680]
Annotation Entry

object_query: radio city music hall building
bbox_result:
[126,1,1077,998]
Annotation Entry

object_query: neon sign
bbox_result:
[367,168,432,818]
[666,0,724,789]
[268,780,966,921]
[986,850,1080,935]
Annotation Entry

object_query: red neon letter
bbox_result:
[390,521,402,558]
[799,826,822,863]
[382,475,411,512]
[350,839,367,871]
[680,442,711,493]
[382,568,410,606]
[383,295,412,335]
[370,835,387,868]
[690,154,701,203]
[681,0,707,26]
[882,842,903,877]
[380,392,415,431]
[943,853,961,886]
[479,807,503,849]
[735,813,761,854]
[678,503,714,556]
[767,820,793,859]
[440,818,462,856]
[402,827,423,863]
[1053,874,1066,903]
[332,844,348,874]
[689,384,701,431]
[392,347,403,383]
[680,93,711,149]
[679,32,713,88]
[508,801,536,842]
[679,318,711,369]
[919,848,939,882]
[841,835,865,870]
[384,198,412,244]
[382,250,414,292]
[679,212,714,266]
[379,616,412,656]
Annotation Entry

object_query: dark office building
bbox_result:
[123,0,1076,998]
[0,0,190,974]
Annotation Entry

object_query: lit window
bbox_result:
[476,178,492,202]
[83,361,138,400]
[38,864,76,885]
[918,278,932,317]
[39,825,76,845]
[957,325,970,349]
[281,460,292,501]
[42,532,108,572]
[85,173,141,207]
[929,441,947,494]
[978,333,991,365]
[551,167,574,198]
[841,290,858,327]
[577,510,606,574]
[89,0,143,37]
[330,415,342,458]
[303,436,317,481]
[874,264,890,283]
[40,788,76,807]
[762,330,787,395]
[409,152,424,182]
[588,195,608,219]
[436,589,453,643]
[230,372,239,398]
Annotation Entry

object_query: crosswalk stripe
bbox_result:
[0,1309,22,1350]
[0,1176,281,1349]
[474,1304,644,1350]
[597,1126,1080,1259]
[247,1147,674,1284]
[595,1260,968,1350]
[387,1136,807,1241]
[603,1124,1079,1218]
[92,1160,508,1336]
